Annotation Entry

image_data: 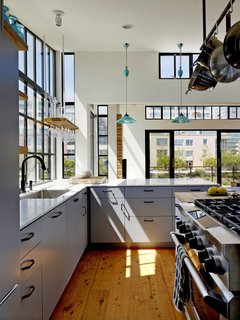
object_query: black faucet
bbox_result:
[21,155,46,193]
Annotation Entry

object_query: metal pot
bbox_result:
[223,21,240,69]
[196,35,222,70]
[209,45,240,83]
[187,64,217,92]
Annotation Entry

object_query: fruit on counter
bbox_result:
[217,187,227,194]
[207,186,218,195]
[208,186,227,195]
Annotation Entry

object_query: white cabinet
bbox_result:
[90,187,125,243]
[124,187,174,245]
[19,219,42,320]
[65,188,88,279]
[42,203,67,320]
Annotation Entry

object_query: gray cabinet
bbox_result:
[19,219,42,320]
[0,33,20,316]
[124,187,174,245]
[65,188,88,279]
[90,187,125,243]
[42,203,67,320]
[20,269,42,320]
[0,285,20,320]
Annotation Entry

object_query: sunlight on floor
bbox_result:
[125,249,157,278]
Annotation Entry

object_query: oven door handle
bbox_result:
[170,232,232,318]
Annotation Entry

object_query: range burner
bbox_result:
[194,198,240,235]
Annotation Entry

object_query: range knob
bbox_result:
[185,230,201,242]
[204,255,228,275]
[178,222,195,234]
[198,247,219,263]
[176,220,183,229]
[189,236,209,250]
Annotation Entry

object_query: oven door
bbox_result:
[170,232,234,320]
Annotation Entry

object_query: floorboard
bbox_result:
[50,248,185,320]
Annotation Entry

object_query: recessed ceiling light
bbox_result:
[122,24,134,29]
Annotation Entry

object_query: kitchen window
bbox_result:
[145,106,240,120]
[19,27,56,185]
[159,53,198,79]
[62,53,76,179]
[98,105,108,176]
[146,130,240,186]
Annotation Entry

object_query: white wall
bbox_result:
[74,51,240,178]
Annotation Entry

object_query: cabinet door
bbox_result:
[20,268,42,320]
[65,192,82,277]
[91,197,125,243]
[42,204,67,320]
[0,285,20,320]
[80,192,88,256]
[125,216,173,243]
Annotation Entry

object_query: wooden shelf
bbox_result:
[3,20,28,51]
[19,90,28,101]
[19,146,28,154]
[44,117,79,130]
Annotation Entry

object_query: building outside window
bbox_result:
[186,139,193,146]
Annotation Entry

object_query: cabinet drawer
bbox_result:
[171,185,215,195]
[125,187,171,198]
[20,219,42,259]
[125,216,173,243]
[125,198,173,217]
[20,243,42,286]
[90,187,124,199]
[20,268,42,320]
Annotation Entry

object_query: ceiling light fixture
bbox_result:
[53,10,64,27]
[172,43,190,123]
[117,43,136,125]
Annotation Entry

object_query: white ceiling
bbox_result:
[5,0,240,52]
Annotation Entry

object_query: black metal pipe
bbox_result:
[200,0,236,49]
[202,0,206,42]
[0,0,3,32]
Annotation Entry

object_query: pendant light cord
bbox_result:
[178,43,183,114]
[124,43,129,114]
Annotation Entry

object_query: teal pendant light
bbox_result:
[172,43,189,123]
[117,43,136,124]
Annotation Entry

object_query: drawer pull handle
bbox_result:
[102,189,113,193]
[144,219,154,222]
[50,211,62,219]
[190,189,201,191]
[21,285,35,300]
[83,206,87,216]
[21,259,35,271]
[74,198,79,203]
[143,189,154,192]
[143,200,154,204]
[21,232,34,242]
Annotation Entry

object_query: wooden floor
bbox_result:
[50,248,185,320]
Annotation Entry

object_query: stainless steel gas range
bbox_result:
[171,195,240,320]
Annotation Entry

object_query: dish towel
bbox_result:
[173,245,191,313]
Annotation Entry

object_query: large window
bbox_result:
[98,105,108,176]
[146,130,240,186]
[62,53,76,178]
[19,28,56,186]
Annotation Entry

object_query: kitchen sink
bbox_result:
[20,189,70,199]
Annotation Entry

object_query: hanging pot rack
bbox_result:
[200,0,235,50]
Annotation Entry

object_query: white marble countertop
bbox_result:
[91,178,218,187]
[19,178,217,229]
